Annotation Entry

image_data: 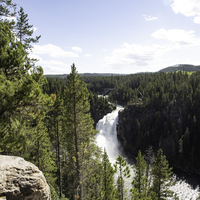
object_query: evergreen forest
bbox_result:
[1,1,200,199]
[45,69,200,174]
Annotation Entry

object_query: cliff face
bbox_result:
[91,103,116,126]
[116,102,200,174]
[117,104,158,154]
[0,156,51,200]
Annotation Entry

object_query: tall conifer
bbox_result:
[0,21,52,155]
[114,155,130,200]
[131,151,151,200]
[16,7,41,51]
[63,64,96,200]
[151,149,174,200]
[0,0,16,29]
[101,148,115,200]
[46,91,64,198]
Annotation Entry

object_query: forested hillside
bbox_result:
[102,70,200,175]
[44,70,200,175]
[159,64,200,73]
[112,71,200,175]
[86,70,200,174]
[45,73,124,79]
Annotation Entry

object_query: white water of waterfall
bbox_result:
[96,105,123,163]
[96,105,200,200]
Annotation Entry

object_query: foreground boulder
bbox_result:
[0,155,51,200]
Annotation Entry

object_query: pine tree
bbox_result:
[151,149,175,200]
[46,91,64,198]
[23,120,56,178]
[0,0,16,29]
[63,64,97,200]
[16,6,41,51]
[131,151,148,200]
[1,2,41,50]
[79,143,103,200]
[144,146,155,196]
[101,148,116,200]
[0,21,53,155]
[0,19,56,195]
[114,155,130,200]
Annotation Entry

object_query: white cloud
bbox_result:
[32,44,79,58]
[105,43,169,68]
[102,49,108,51]
[170,0,200,23]
[171,0,200,17]
[42,60,70,74]
[84,54,93,57]
[41,60,68,67]
[29,54,70,74]
[194,16,200,24]
[28,54,42,61]
[151,28,200,46]
[72,46,82,52]
[105,28,200,72]
[33,27,38,32]
[1,16,16,21]
[143,15,158,21]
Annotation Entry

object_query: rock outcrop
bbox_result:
[91,103,116,126]
[116,104,147,153]
[116,103,179,155]
[0,155,51,200]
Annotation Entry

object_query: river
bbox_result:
[96,105,200,200]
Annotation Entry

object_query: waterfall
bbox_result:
[96,105,123,163]
[96,106,200,200]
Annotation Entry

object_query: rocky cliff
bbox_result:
[91,103,116,126]
[0,155,51,200]
[117,103,158,154]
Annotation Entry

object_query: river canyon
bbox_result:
[96,105,200,200]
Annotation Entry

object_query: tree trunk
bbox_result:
[73,78,82,200]
[57,120,62,198]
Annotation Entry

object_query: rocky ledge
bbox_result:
[0,155,51,200]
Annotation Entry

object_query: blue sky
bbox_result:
[14,0,200,74]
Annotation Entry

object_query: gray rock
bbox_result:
[0,155,51,200]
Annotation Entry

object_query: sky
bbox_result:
[12,0,200,74]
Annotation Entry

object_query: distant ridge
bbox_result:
[45,74,68,79]
[44,64,200,78]
[158,64,200,73]
[45,73,125,78]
